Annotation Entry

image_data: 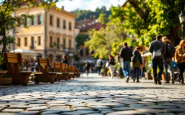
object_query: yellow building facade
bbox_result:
[15,6,76,64]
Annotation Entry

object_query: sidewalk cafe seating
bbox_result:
[53,62,69,81]
[34,58,57,84]
[0,70,11,85]
[71,66,80,78]
[4,53,32,85]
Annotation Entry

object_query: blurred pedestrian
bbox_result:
[174,40,185,84]
[108,54,115,79]
[84,62,90,76]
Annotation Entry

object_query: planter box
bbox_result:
[0,78,12,85]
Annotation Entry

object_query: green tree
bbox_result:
[98,13,108,24]
[110,0,185,46]
[72,6,111,21]
[85,22,126,58]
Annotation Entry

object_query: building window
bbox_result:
[50,36,53,47]
[31,37,34,49]
[69,22,72,30]
[23,16,27,27]
[38,14,42,25]
[69,39,71,50]
[80,49,83,56]
[24,37,27,46]
[57,38,60,49]
[38,36,41,46]
[31,15,36,25]
[63,20,66,29]
[86,48,89,56]
[17,38,21,47]
[17,18,21,27]
[50,15,53,26]
[57,18,60,28]
[27,17,30,27]
[63,38,66,49]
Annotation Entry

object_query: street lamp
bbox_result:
[179,11,185,39]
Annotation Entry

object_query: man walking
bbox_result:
[149,34,166,85]
[119,42,133,83]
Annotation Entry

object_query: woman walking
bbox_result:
[175,40,185,84]
[108,55,115,79]
[132,47,142,82]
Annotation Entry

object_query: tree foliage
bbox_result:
[85,22,126,59]
[110,0,185,47]
[76,34,89,46]
[71,6,111,21]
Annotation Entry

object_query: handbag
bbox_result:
[105,62,109,68]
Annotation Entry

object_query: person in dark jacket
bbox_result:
[84,62,90,76]
[62,55,68,64]
[119,42,133,83]
[132,47,142,82]
[149,34,166,85]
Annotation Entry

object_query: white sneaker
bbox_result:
[126,76,129,83]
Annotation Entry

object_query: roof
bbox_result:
[76,19,96,27]
[80,22,105,32]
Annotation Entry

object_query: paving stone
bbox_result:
[27,106,48,111]
[0,74,185,114]
[18,111,40,115]
[106,110,138,115]
[2,109,24,112]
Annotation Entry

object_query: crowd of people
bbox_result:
[93,34,184,85]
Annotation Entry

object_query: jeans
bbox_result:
[97,67,102,75]
[122,61,130,77]
[134,67,140,81]
[177,62,185,81]
[109,65,114,78]
[152,59,164,81]
[164,59,173,82]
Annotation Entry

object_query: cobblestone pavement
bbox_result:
[0,73,185,115]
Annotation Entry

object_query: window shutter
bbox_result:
[27,17,30,26]
[34,14,36,25]
[40,14,42,24]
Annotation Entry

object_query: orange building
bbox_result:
[14,5,76,64]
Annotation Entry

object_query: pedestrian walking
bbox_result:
[162,36,175,83]
[174,40,185,84]
[149,34,166,85]
[84,62,90,76]
[96,58,103,75]
[119,42,133,83]
[108,54,115,79]
[132,47,142,82]
[62,55,68,64]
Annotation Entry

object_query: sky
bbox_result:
[56,0,126,12]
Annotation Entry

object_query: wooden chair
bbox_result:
[0,70,11,85]
[73,66,80,78]
[53,62,70,81]
[34,58,57,84]
[4,53,32,85]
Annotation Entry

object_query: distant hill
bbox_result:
[71,6,111,21]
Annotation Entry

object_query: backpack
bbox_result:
[166,43,175,57]
[100,61,103,66]
[132,52,140,62]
